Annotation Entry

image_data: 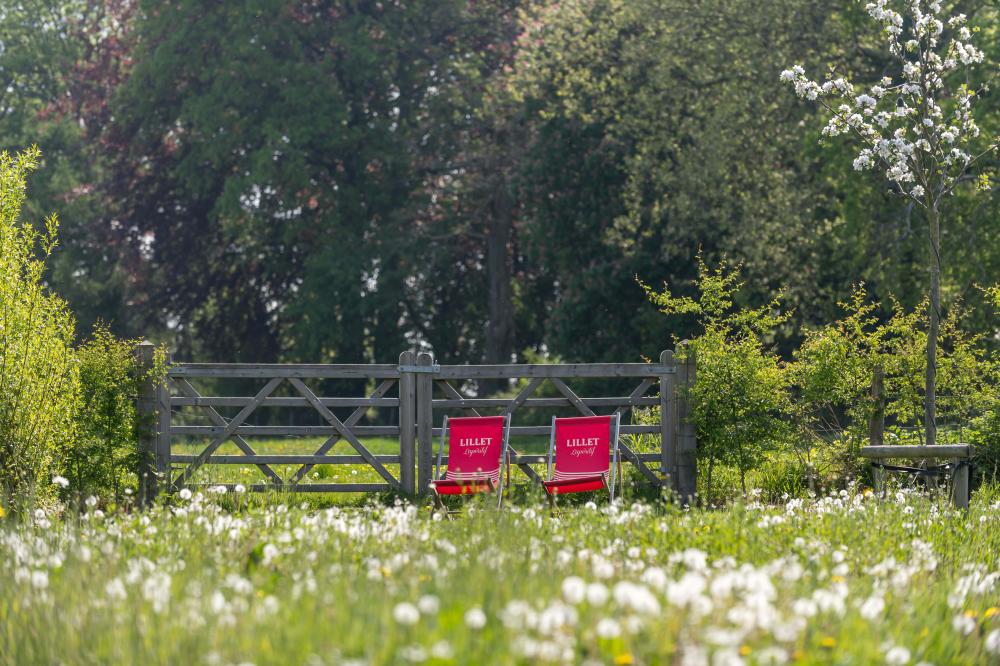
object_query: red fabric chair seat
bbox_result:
[543,474,606,495]
[429,478,495,495]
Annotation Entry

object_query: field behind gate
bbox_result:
[2,487,1000,665]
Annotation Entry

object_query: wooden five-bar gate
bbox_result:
[135,343,697,502]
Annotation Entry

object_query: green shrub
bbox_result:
[792,287,995,483]
[0,148,80,513]
[66,323,164,504]
[969,402,1000,486]
[644,257,793,500]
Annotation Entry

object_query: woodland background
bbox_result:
[3,0,999,368]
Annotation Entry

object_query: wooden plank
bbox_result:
[550,378,595,416]
[859,445,970,458]
[659,350,675,485]
[289,377,400,488]
[185,483,392,493]
[168,364,399,379]
[435,363,674,379]
[170,396,399,408]
[613,378,655,417]
[155,350,173,494]
[435,380,481,416]
[287,379,397,484]
[431,396,660,409]
[435,453,662,465]
[416,352,435,495]
[430,425,660,436]
[171,377,284,490]
[953,459,970,510]
[617,442,664,486]
[676,343,698,502]
[172,424,662,437]
[170,454,401,464]
[174,378,283,485]
[134,341,159,505]
[170,425,401,436]
[398,352,417,495]
[498,377,546,484]
[501,377,545,416]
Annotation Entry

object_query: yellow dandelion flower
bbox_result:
[613,654,635,665]
[831,575,845,583]
[920,627,929,638]
[0,505,5,518]
[964,609,978,619]
[819,636,837,649]
[739,645,752,656]
[984,607,999,619]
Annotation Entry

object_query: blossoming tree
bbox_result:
[781,0,998,446]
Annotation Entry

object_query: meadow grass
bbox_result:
[2,483,999,665]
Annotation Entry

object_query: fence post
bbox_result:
[659,349,677,491]
[869,366,885,447]
[675,342,698,504]
[952,458,970,510]
[416,352,435,496]
[134,341,167,506]
[398,351,417,496]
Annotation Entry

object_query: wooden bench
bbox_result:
[859,444,971,509]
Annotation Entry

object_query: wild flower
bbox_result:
[393,602,420,626]
[586,582,610,605]
[985,629,1000,655]
[859,595,885,620]
[464,607,487,629]
[595,617,621,639]
[951,613,975,635]
[52,476,69,488]
[885,645,911,665]
[417,594,439,615]
[562,576,586,604]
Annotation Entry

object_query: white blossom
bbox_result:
[393,602,420,626]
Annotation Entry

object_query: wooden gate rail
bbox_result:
[135,343,697,504]
[411,348,696,498]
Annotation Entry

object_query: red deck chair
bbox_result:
[429,415,511,509]
[543,414,622,503]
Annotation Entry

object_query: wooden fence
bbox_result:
[135,343,697,502]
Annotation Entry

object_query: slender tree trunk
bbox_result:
[482,175,515,396]
[706,454,715,507]
[925,202,940,447]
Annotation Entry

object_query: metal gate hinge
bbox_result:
[398,365,441,374]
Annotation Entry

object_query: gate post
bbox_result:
[398,351,417,496]
[675,342,698,504]
[135,341,169,506]
[659,349,677,491]
[416,352,435,495]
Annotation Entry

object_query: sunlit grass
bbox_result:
[2,486,999,664]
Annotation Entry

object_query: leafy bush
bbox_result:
[644,257,792,499]
[0,148,80,513]
[792,287,995,481]
[66,323,164,504]
[646,259,999,503]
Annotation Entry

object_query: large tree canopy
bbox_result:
[2,0,998,367]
